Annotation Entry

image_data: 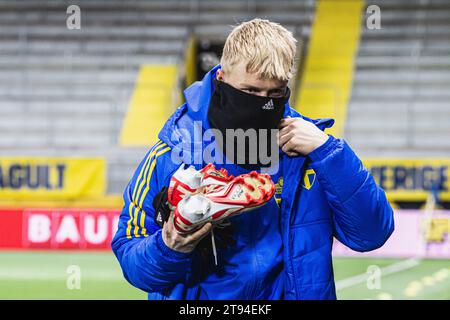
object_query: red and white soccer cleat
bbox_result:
[167,164,202,209]
[173,171,275,234]
[199,163,234,192]
[167,163,234,209]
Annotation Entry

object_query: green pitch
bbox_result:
[334,257,450,300]
[0,252,448,299]
[0,251,145,300]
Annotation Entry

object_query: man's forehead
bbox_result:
[237,75,288,90]
[224,63,288,89]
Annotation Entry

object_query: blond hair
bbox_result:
[220,18,297,81]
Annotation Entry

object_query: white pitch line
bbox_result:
[336,258,421,291]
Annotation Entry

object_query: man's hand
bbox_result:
[162,212,212,253]
[278,117,329,157]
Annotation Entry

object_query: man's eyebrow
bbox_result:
[269,86,286,91]
[238,84,262,90]
[238,84,285,91]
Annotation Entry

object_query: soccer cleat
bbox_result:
[167,165,202,209]
[167,163,234,209]
[199,163,234,192]
[173,171,275,234]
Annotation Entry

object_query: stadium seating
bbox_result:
[0,0,315,195]
[345,0,450,157]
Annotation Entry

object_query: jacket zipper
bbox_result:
[285,123,330,299]
[283,156,307,299]
[248,203,259,298]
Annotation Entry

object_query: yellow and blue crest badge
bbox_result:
[302,169,316,190]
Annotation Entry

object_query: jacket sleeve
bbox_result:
[111,141,193,292]
[308,135,395,252]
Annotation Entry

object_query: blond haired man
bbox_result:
[112,19,394,300]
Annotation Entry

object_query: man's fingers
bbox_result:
[278,117,297,128]
[278,123,296,148]
[165,212,175,232]
[280,117,296,124]
[282,139,297,156]
[186,222,212,243]
[278,130,293,147]
[278,125,292,137]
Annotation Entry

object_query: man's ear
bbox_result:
[216,69,225,81]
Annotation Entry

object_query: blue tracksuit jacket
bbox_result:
[111,64,394,300]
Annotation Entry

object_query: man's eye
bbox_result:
[269,88,287,98]
[269,91,283,98]
[243,88,257,93]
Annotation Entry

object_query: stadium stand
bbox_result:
[345,0,450,157]
[0,0,316,196]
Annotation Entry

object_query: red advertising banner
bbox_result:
[0,209,23,248]
[2,208,449,258]
[0,208,120,250]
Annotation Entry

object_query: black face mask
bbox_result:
[207,79,290,169]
